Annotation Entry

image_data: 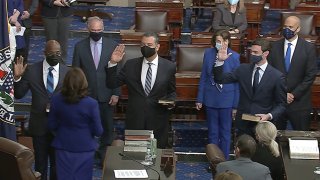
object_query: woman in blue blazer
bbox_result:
[48,67,103,180]
[196,30,240,159]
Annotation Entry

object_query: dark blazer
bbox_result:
[197,48,240,108]
[48,93,103,152]
[73,37,120,102]
[40,0,73,18]
[268,37,317,112]
[214,63,286,120]
[14,62,69,136]
[252,143,285,180]
[106,57,176,145]
[216,157,272,180]
[212,4,247,33]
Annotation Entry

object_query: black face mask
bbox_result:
[89,32,102,42]
[141,46,156,58]
[250,54,263,64]
[46,54,62,66]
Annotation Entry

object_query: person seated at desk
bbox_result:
[252,121,285,180]
[215,171,243,180]
[212,0,247,34]
[216,134,272,180]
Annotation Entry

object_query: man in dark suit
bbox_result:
[216,134,272,180]
[214,38,286,136]
[106,32,176,148]
[40,0,73,61]
[14,40,69,180]
[268,16,318,131]
[72,16,120,164]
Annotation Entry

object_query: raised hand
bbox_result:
[110,44,125,64]
[217,42,232,61]
[14,56,27,81]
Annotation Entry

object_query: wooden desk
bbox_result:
[296,3,320,28]
[245,0,266,40]
[102,146,176,180]
[135,0,184,40]
[120,32,172,58]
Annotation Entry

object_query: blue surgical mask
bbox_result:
[250,54,263,64]
[215,42,222,50]
[282,27,296,40]
[228,0,239,5]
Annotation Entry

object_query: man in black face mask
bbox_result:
[268,16,317,131]
[106,32,176,149]
[14,40,69,180]
[213,38,286,137]
[73,16,120,166]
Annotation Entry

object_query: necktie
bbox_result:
[253,67,260,93]
[93,42,100,69]
[145,63,152,96]
[284,43,292,72]
[47,67,54,95]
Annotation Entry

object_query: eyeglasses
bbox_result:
[46,51,62,57]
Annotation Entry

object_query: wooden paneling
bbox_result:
[245,0,265,40]
[296,3,320,28]
[269,0,289,9]
[24,0,42,26]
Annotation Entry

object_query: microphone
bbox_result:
[119,153,161,180]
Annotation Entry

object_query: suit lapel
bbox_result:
[255,65,271,93]
[98,37,107,70]
[86,39,97,70]
[136,57,146,96]
[278,39,286,72]
[39,63,47,93]
[149,58,163,96]
[244,64,255,97]
[289,37,301,73]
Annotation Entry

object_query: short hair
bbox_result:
[211,29,231,47]
[61,67,88,104]
[255,121,280,157]
[215,171,243,180]
[142,32,159,44]
[251,38,271,52]
[236,134,256,158]
[87,16,104,29]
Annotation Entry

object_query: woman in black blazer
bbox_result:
[212,0,247,34]
[252,121,285,180]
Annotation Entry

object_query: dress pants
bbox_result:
[206,107,232,160]
[276,109,311,131]
[32,133,56,180]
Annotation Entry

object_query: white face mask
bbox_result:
[215,42,222,50]
[228,0,239,5]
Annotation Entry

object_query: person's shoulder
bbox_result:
[267,64,283,76]
[102,37,118,45]
[299,37,315,47]
[82,96,98,105]
[159,57,176,68]
[75,37,90,46]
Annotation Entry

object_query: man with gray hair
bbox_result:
[73,16,120,166]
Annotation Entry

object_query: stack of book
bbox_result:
[124,130,152,153]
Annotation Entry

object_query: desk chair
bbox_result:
[134,10,169,33]
[0,137,41,180]
[74,0,113,21]
[206,144,226,177]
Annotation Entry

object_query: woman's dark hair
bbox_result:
[211,29,231,48]
[61,67,88,103]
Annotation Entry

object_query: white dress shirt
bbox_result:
[251,61,268,86]
[141,56,158,90]
[43,60,59,90]
[284,36,298,63]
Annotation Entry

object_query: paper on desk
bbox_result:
[114,170,148,179]
[11,26,26,36]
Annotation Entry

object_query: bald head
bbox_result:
[45,40,61,55]
[284,16,301,27]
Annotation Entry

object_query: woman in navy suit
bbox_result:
[252,121,284,180]
[48,67,103,180]
[196,30,240,159]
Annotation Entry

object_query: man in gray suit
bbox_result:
[216,134,272,180]
[72,16,120,165]
[14,40,69,180]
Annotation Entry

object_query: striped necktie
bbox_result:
[47,67,54,95]
[145,63,152,96]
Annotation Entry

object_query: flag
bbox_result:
[0,0,16,141]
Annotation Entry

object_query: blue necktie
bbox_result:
[145,63,152,96]
[253,67,260,93]
[285,43,292,72]
[47,67,54,95]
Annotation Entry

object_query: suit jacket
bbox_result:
[268,37,317,111]
[252,143,284,180]
[40,0,73,18]
[212,4,247,33]
[216,157,272,180]
[197,48,240,108]
[73,37,120,102]
[48,93,103,152]
[22,0,39,28]
[14,62,69,136]
[106,57,176,130]
[214,63,286,121]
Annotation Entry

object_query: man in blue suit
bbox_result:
[213,38,286,136]
[14,40,69,180]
